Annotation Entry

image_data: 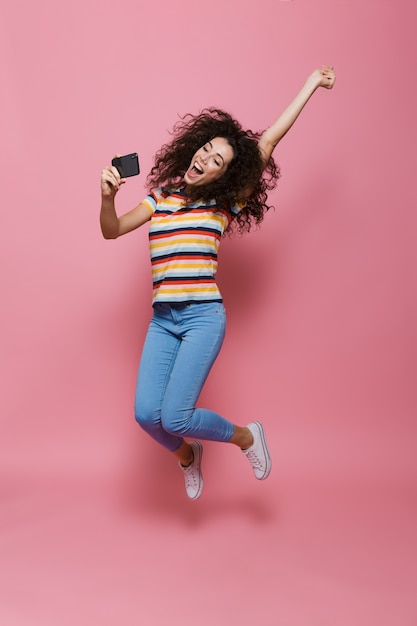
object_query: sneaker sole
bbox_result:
[188,441,204,500]
[252,421,272,480]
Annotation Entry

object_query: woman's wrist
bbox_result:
[101,193,116,208]
[304,72,322,94]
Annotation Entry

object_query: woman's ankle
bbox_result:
[230,426,254,450]
[174,442,194,467]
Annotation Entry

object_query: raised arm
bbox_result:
[100,164,152,239]
[258,65,335,167]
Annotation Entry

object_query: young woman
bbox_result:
[100,66,335,500]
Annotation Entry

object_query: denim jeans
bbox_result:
[134,302,235,452]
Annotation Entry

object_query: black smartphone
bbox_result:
[111,153,140,178]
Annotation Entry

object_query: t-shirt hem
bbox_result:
[152,298,223,307]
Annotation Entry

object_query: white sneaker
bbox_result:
[180,441,203,499]
[242,422,271,480]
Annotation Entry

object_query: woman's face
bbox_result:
[183,137,234,187]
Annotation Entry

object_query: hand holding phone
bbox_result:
[111,153,140,178]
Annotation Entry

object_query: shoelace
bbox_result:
[246,450,262,469]
[183,464,199,487]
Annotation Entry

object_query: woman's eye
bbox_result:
[214,159,220,167]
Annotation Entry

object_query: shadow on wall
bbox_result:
[115,439,277,526]
[111,226,281,524]
[216,223,284,318]
[111,172,340,519]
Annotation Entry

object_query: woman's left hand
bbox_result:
[312,65,336,90]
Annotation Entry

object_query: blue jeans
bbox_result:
[134,302,235,452]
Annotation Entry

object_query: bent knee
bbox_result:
[160,408,192,436]
[135,401,161,431]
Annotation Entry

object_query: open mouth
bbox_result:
[186,161,204,182]
[191,162,203,175]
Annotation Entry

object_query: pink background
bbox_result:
[1,0,416,624]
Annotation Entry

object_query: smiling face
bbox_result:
[183,137,234,187]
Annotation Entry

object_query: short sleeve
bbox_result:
[141,189,164,216]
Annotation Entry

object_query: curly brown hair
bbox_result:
[146,108,280,233]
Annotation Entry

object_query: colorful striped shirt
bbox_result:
[142,188,241,305]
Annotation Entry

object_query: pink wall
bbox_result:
[1,1,416,625]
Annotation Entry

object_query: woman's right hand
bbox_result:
[101,159,126,197]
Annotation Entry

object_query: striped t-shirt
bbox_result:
[142,188,241,305]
